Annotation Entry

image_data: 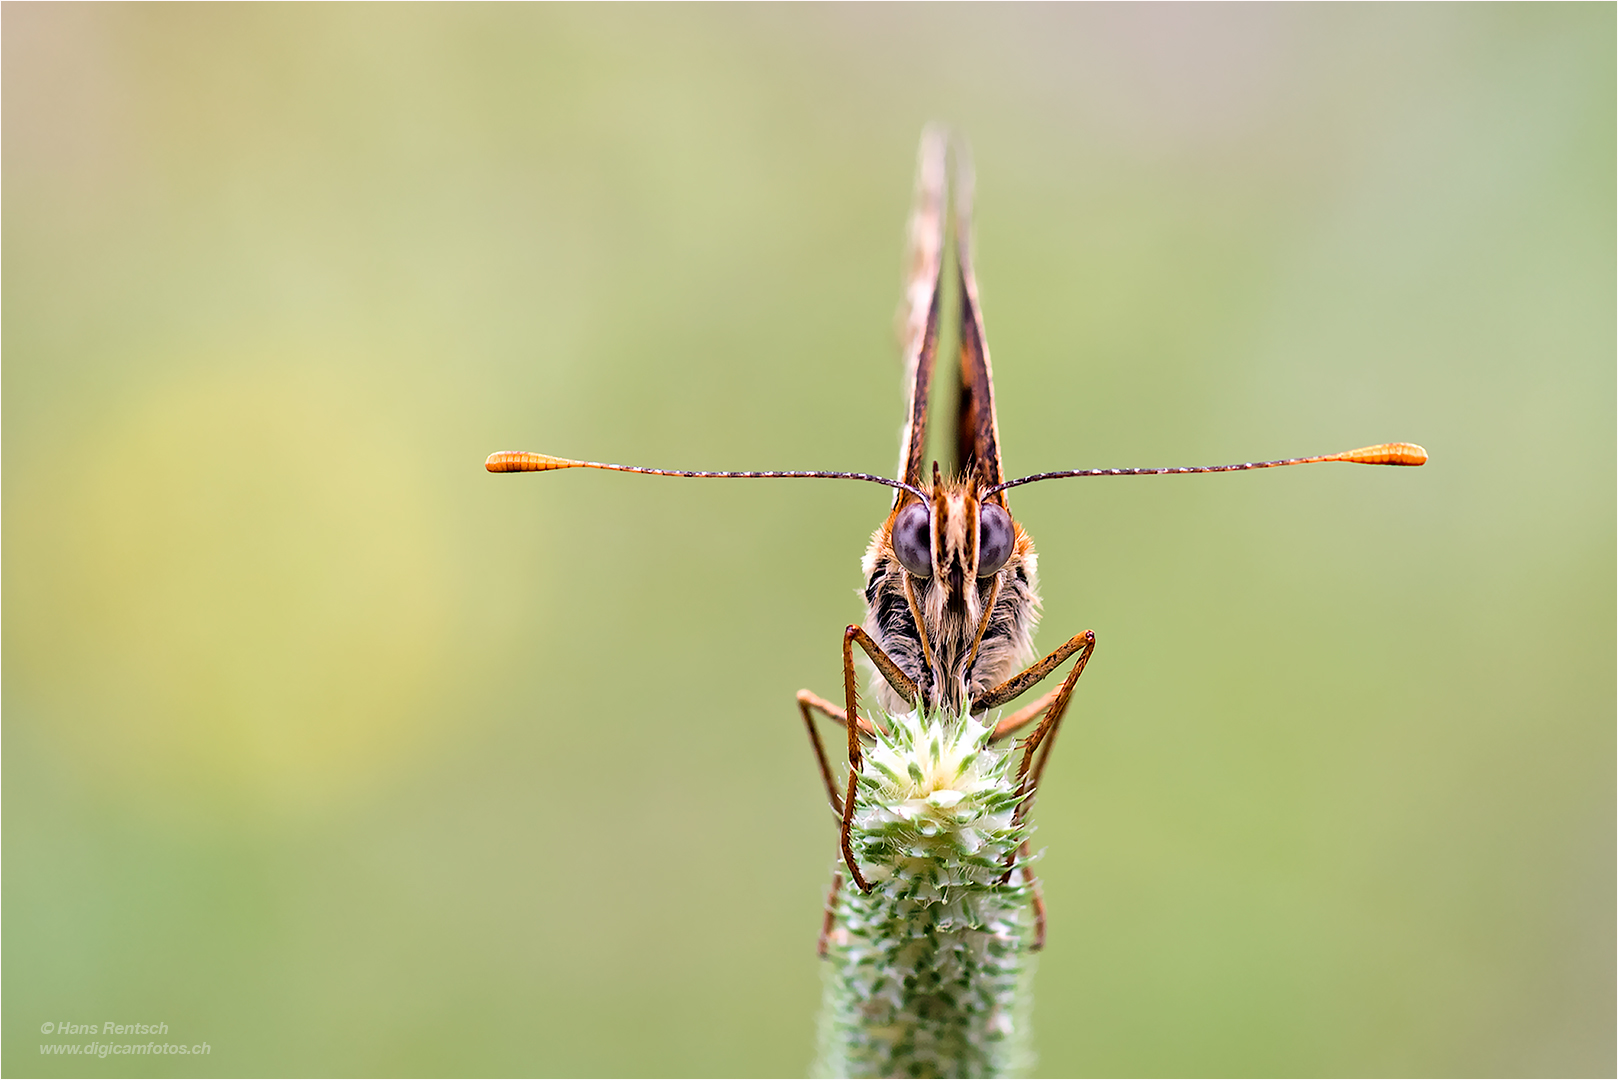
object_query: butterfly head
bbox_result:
[889,463,1018,603]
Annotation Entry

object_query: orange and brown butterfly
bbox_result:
[485,128,1426,950]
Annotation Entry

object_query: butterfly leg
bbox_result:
[1015,637,1093,796]
[817,867,845,958]
[991,686,1059,742]
[997,638,1095,884]
[839,625,921,894]
[972,629,1096,712]
[797,690,880,815]
[797,690,849,816]
[1015,844,1048,952]
[795,691,874,956]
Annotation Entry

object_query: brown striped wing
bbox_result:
[951,142,1007,499]
[895,128,949,503]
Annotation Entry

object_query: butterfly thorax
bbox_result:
[860,472,1040,715]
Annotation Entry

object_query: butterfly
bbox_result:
[486,127,1426,952]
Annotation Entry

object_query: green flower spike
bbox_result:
[816,703,1038,1079]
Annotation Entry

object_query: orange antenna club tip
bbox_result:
[485,451,582,473]
[1325,442,1428,466]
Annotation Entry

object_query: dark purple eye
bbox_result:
[892,501,932,578]
[978,502,1014,577]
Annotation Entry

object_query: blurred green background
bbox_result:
[4,5,1612,1076]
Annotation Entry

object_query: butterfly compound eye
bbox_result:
[978,503,1014,577]
[892,501,933,578]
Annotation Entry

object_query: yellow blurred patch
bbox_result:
[9,365,455,818]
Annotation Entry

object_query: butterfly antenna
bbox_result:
[486,451,929,501]
[987,442,1427,497]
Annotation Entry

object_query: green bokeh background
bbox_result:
[5,5,1612,1076]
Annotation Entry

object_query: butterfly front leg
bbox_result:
[990,686,1060,742]
[817,868,845,958]
[969,630,1096,950]
[834,626,922,894]
[971,629,1096,713]
[794,693,860,958]
[987,684,1058,950]
[797,690,861,816]
[1005,630,1095,800]
[985,633,1093,914]
[793,627,920,959]
[1013,844,1048,952]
